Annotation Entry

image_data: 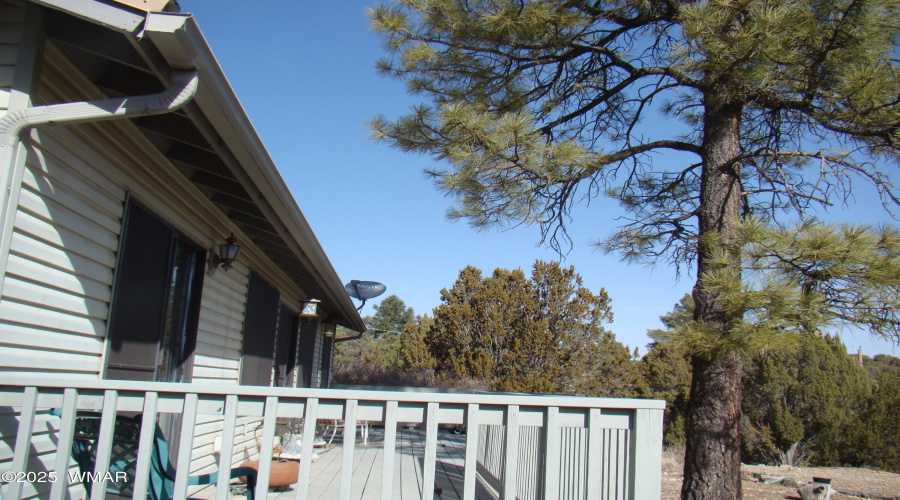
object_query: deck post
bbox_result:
[628,408,664,500]
[462,403,480,500]
[339,399,359,500]
[133,392,159,500]
[5,386,37,500]
[173,393,200,500]
[380,400,399,500]
[422,402,439,499]
[586,408,603,498]
[542,406,561,500]
[49,388,78,500]
[215,395,239,500]
[254,396,280,497]
[502,405,520,500]
[90,390,120,500]
[297,397,320,499]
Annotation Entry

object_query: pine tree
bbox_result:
[426,260,634,394]
[368,2,900,497]
[741,334,872,466]
[333,295,418,383]
[399,315,436,369]
[645,292,899,466]
[368,294,417,367]
[370,294,416,334]
[846,374,900,469]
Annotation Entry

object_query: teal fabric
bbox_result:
[147,424,257,500]
[57,410,258,500]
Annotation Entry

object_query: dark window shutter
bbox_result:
[240,272,280,386]
[321,335,334,388]
[286,314,300,384]
[274,307,299,387]
[105,203,173,381]
[296,319,318,388]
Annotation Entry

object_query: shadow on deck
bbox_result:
[200,428,499,500]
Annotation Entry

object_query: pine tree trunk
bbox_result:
[682,351,745,499]
[681,96,745,500]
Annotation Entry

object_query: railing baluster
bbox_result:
[601,427,609,500]
[254,396,279,498]
[5,386,37,500]
[586,408,603,499]
[89,390,119,500]
[542,406,561,500]
[502,404,520,500]
[215,394,239,500]
[616,429,626,500]
[380,400,398,500]
[49,388,78,500]
[605,428,614,500]
[173,393,199,499]
[422,402,439,500]
[462,403,480,500]
[340,399,359,500]
[132,392,158,500]
[296,397,319,500]
[339,399,359,500]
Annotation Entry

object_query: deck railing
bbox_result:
[0,379,664,500]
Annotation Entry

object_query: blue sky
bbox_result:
[181,0,896,356]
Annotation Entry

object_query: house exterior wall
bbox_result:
[1,42,263,382]
[0,125,123,379]
[0,24,329,493]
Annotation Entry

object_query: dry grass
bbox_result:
[663,444,686,475]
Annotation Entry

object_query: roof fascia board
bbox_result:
[109,0,170,13]
[143,13,365,332]
[31,0,146,33]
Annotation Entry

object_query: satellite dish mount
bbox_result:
[345,280,386,312]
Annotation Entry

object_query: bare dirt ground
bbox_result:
[661,464,900,499]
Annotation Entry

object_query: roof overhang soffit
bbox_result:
[25,0,364,331]
[140,13,365,332]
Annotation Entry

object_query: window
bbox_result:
[274,306,299,387]
[296,319,318,388]
[321,335,334,388]
[104,200,204,383]
[239,271,280,386]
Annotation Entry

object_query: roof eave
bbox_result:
[26,0,364,331]
[141,13,365,332]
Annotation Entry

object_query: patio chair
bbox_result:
[325,419,370,446]
[55,410,258,500]
[148,422,258,500]
[52,410,141,498]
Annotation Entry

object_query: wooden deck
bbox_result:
[219,428,500,500]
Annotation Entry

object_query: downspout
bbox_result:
[0,70,200,298]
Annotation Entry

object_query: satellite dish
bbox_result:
[345,280,386,311]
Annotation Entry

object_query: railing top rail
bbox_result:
[1,378,666,410]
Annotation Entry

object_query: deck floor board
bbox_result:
[196,428,500,500]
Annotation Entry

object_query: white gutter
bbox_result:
[0,70,200,295]
[31,0,147,33]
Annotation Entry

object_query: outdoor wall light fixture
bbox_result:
[210,234,240,272]
[300,299,321,319]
